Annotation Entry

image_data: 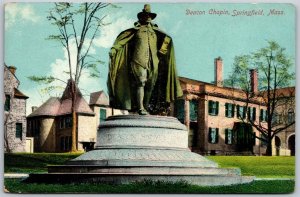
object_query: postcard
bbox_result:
[3,1,296,194]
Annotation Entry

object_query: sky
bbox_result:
[4,2,296,115]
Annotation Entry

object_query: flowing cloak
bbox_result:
[107,23,183,111]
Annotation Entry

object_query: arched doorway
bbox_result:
[275,136,281,156]
[288,134,295,156]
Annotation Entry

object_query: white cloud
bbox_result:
[20,4,40,23]
[170,20,183,35]
[94,14,135,48]
[5,3,40,30]
[49,38,100,93]
[25,37,103,115]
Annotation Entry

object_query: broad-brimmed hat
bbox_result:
[137,4,157,20]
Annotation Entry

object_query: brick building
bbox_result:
[270,87,295,156]
[4,65,29,152]
[171,57,269,155]
[27,80,96,152]
[89,91,128,131]
[26,81,128,153]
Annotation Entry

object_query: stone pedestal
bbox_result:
[27,115,254,186]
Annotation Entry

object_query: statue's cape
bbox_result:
[107,23,183,111]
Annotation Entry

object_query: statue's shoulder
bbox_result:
[152,24,172,39]
[117,28,137,38]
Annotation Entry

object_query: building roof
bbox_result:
[179,76,295,104]
[260,86,295,98]
[57,97,95,116]
[178,76,265,105]
[28,80,94,118]
[4,64,20,83]
[179,76,244,94]
[89,91,109,106]
[14,88,29,99]
[28,97,61,117]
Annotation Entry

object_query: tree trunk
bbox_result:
[71,110,77,152]
[266,140,272,156]
[71,81,78,153]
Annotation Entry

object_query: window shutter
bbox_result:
[216,101,219,115]
[229,103,233,117]
[225,129,228,144]
[225,103,228,117]
[232,104,235,117]
[208,101,212,114]
[253,108,256,121]
[208,128,212,143]
[247,108,251,120]
[216,128,219,143]
[243,106,247,119]
[100,108,107,122]
[237,105,240,118]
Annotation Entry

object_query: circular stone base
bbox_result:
[26,115,255,186]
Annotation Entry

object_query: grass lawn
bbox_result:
[4,153,82,173]
[4,153,295,193]
[207,156,295,178]
[4,179,295,194]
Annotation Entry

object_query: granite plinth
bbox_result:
[26,115,255,186]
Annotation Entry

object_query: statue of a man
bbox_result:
[107,4,182,115]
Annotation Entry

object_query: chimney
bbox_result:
[214,57,223,87]
[32,106,38,113]
[8,66,17,75]
[250,69,258,93]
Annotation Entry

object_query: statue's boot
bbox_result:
[143,87,152,110]
[137,86,148,115]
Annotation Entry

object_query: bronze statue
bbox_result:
[107,4,182,115]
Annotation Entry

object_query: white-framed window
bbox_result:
[225,103,235,118]
[260,109,268,122]
[208,128,219,144]
[248,107,256,121]
[237,105,246,119]
[208,101,219,116]
[225,128,233,145]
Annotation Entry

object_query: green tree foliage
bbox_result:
[225,41,295,156]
